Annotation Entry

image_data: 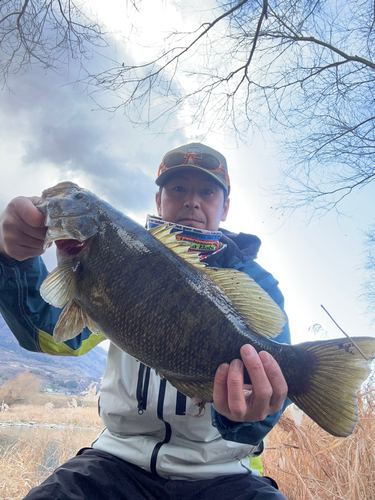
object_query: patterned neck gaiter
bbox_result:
[146,215,223,258]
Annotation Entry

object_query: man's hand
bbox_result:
[0,196,47,262]
[212,344,288,422]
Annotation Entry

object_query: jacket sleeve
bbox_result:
[212,258,291,444]
[0,255,106,356]
[212,399,291,445]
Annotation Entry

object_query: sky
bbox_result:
[1,0,374,347]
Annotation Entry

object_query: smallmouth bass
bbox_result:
[36,182,375,437]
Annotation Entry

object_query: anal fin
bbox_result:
[165,376,214,403]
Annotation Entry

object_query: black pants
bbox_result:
[24,448,287,500]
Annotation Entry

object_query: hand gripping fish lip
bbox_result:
[36,182,101,248]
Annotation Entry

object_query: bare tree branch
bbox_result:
[2,0,375,224]
[0,0,109,85]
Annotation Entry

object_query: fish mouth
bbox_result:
[55,239,88,256]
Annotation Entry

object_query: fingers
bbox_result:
[0,196,47,261]
[258,350,288,413]
[213,359,249,421]
[240,345,287,420]
[13,197,45,232]
[213,363,230,413]
[213,345,288,423]
[226,359,248,419]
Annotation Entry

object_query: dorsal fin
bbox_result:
[149,224,206,267]
[203,267,286,338]
[149,225,286,338]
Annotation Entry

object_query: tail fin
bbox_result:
[289,337,375,437]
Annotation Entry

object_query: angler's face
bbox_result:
[156,169,230,231]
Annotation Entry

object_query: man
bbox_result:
[0,143,290,499]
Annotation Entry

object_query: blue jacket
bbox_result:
[0,228,291,479]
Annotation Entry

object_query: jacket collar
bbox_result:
[202,228,261,268]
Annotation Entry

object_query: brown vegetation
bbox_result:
[0,388,374,499]
[0,403,102,428]
[0,372,41,406]
[263,387,375,499]
[0,427,100,500]
[0,392,102,499]
[0,372,99,411]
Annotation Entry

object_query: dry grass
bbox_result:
[0,373,41,406]
[0,403,102,428]
[263,387,375,499]
[0,427,100,500]
[1,389,374,499]
[0,401,102,499]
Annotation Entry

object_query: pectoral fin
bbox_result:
[40,261,77,308]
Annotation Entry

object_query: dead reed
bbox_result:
[263,387,375,499]
[0,399,102,499]
[0,373,41,407]
[0,403,102,428]
[0,388,374,499]
[0,427,100,500]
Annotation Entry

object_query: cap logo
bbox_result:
[185,146,203,155]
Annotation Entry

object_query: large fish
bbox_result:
[37,182,375,438]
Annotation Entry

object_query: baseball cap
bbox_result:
[156,143,230,194]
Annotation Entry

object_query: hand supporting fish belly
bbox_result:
[36,182,375,437]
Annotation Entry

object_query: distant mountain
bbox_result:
[0,314,107,395]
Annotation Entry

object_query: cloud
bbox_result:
[0,52,186,215]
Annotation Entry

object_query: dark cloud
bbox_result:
[0,53,186,214]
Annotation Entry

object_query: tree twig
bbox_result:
[321,304,369,360]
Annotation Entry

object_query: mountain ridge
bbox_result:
[0,314,107,395]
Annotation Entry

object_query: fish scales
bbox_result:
[37,182,375,437]
[73,212,265,381]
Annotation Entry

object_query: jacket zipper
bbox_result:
[150,378,172,475]
[136,363,150,415]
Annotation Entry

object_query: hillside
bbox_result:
[0,314,107,395]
